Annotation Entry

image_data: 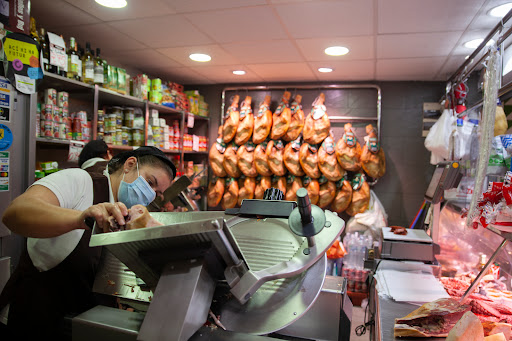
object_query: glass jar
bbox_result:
[123,107,135,128]
[132,128,143,146]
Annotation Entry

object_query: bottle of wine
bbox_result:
[82,42,94,84]
[67,37,80,80]
[39,28,52,73]
[94,48,104,86]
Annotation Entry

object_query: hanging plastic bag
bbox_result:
[346,190,388,239]
[453,119,475,160]
[425,109,456,164]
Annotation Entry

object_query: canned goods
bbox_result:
[58,123,66,139]
[122,126,129,145]
[62,107,68,118]
[72,118,82,140]
[132,128,143,146]
[65,119,72,140]
[44,104,53,121]
[43,120,53,137]
[151,78,162,91]
[45,88,57,105]
[53,121,60,139]
[104,132,113,144]
[115,129,122,146]
[123,107,135,128]
[57,91,69,108]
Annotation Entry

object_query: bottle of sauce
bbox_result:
[39,28,52,73]
[82,42,94,84]
[67,37,80,80]
[94,48,104,86]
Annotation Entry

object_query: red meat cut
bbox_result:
[470,300,502,318]
[108,204,163,231]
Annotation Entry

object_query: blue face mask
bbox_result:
[117,162,156,208]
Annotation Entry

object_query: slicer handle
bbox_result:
[296,188,312,224]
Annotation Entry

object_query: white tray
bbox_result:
[382,227,433,244]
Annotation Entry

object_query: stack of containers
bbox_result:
[72,110,89,141]
[122,107,135,146]
[40,89,73,140]
[342,232,372,293]
[172,120,181,152]
[149,78,162,104]
[149,109,160,148]
[133,74,150,100]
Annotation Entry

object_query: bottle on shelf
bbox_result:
[67,37,80,81]
[39,28,52,73]
[77,44,83,81]
[94,48,104,86]
[58,35,67,77]
[30,17,39,44]
[82,42,94,84]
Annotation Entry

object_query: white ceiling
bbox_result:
[31,0,512,84]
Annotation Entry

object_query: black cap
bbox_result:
[111,146,176,179]
[79,139,109,167]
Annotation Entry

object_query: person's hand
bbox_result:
[79,202,128,233]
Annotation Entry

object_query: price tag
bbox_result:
[47,32,67,69]
[193,135,199,151]
[187,113,194,128]
[68,140,85,162]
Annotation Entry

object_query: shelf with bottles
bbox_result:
[41,71,94,92]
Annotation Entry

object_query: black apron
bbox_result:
[0,164,110,339]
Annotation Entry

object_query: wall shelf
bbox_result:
[36,137,71,146]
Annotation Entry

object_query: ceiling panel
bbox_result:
[449,29,500,56]
[222,40,304,64]
[436,55,468,80]
[153,67,213,84]
[65,0,175,21]
[378,0,485,34]
[376,57,447,81]
[308,60,375,81]
[469,0,512,31]
[52,24,146,55]
[295,36,374,61]
[106,49,182,69]
[377,32,464,59]
[184,7,288,43]
[164,0,266,13]
[190,65,265,83]
[108,15,213,48]
[157,45,240,66]
[275,0,374,39]
[31,0,101,29]
[247,63,317,82]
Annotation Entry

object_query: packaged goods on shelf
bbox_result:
[36,104,41,137]
[133,74,149,100]
[161,83,175,108]
[57,91,68,108]
[150,109,159,119]
[44,88,57,105]
[117,68,127,95]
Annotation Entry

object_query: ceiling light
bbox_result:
[465,55,470,60]
[464,38,495,49]
[95,0,127,8]
[318,67,333,73]
[232,70,246,75]
[189,53,211,62]
[324,46,349,56]
[489,3,512,18]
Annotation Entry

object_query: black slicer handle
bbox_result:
[296,188,312,224]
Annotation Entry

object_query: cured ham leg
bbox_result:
[318,133,345,181]
[299,143,321,179]
[346,174,370,216]
[303,93,330,145]
[253,95,272,144]
[237,142,258,177]
[254,141,273,176]
[235,96,254,145]
[222,178,239,209]
[336,123,362,172]
[361,124,386,179]
[207,177,225,207]
[285,175,302,202]
[283,95,305,141]
[267,140,287,176]
[283,137,305,176]
[238,176,256,206]
[222,95,240,143]
[317,177,336,208]
[255,175,271,199]
[270,91,292,140]
[209,126,227,177]
[271,175,287,197]
[303,176,320,205]
[331,179,352,213]
[223,143,242,178]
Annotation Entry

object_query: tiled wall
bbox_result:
[194,81,445,226]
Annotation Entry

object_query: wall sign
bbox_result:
[0,77,11,122]
[0,123,12,150]
[0,151,9,191]
[0,0,30,35]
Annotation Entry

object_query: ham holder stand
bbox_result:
[74,188,351,340]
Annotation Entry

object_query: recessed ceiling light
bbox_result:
[318,67,333,73]
[324,46,349,56]
[464,38,495,49]
[189,53,211,62]
[232,70,246,75]
[95,0,127,8]
[465,55,470,60]
[489,3,512,17]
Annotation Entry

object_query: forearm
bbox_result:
[2,196,82,238]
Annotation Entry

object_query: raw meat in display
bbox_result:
[209,127,227,177]
[361,124,386,179]
[285,175,302,202]
[303,93,330,145]
[445,311,484,341]
[253,95,273,144]
[303,176,320,205]
[237,176,256,206]
[270,91,292,140]
[489,303,512,315]
[283,95,305,142]
[109,204,163,231]
[254,141,273,176]
[223,143,242,178]
[394,298,471,337]
[223,95,240,143]
[266,139,287,176]
[207,177,225,207]
[318,133,345,182]
[346,174,370,216]
[331,179,352,213]
[255,175,271,199]
[235,96,254,145]
[283,137,305,176]
[336,123,362,172]
[317,176,336,208]
[482,321,512,339]
[271,175,287,197]
[222,178,239,209]
[470,300,502,318]
[477,314,501,323]
[299,143,321,179]
[237,142,258,177]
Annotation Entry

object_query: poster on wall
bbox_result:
[0,151,9,191]
[0,0,29,35]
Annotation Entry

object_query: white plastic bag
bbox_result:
[453,120,475,160]
[425,109,456,164]
[346,190,388,239]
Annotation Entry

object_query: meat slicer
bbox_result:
[77,188,350,340]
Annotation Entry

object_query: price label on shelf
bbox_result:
[187,113,194,128]
[192,135,199,152]
[47,32,67,69]
[68,140,85,162]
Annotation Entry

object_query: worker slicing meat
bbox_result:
[0,146,175,339]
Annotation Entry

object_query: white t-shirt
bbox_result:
[27,168,112,271]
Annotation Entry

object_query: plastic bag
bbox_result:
[425,109,456,164]
[453,119,475,160]
[346,190,388,239]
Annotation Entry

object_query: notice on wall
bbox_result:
[0,123,12,150]
[68,140,84,162]
[0,77,11,122]
[0,151,9,191]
